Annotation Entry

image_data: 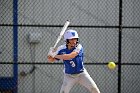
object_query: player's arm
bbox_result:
[47,47,58,63]
[54,51,78,60]
[47,45,63,62]
[53,44,82,60]
[49,44,82,60]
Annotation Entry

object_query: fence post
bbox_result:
[13,0,18,93]
[118,0,123,93]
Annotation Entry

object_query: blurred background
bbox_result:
[0,0,140,93]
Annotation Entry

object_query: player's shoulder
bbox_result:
[76,44,83,49]
[74,44,83,53]
[57,44,67,51]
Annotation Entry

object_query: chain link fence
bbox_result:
[0,0,140,93]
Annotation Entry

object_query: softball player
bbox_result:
[47,29,100,93]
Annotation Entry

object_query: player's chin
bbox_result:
[71,44,77,47]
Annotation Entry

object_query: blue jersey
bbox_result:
[56,44,84,74]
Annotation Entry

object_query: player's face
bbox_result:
[67,38,78,49]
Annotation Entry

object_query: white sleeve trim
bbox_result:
[55,44,66,54]
[73,44,82,53]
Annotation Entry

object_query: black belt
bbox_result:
[70,71,83,75]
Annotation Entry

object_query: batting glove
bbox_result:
[49,51,57,58]
[48,47,57,58]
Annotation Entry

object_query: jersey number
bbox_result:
[70,61,76,67]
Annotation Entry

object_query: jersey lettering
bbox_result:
[70,61,76,67]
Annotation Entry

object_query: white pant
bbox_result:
[60,69,100,93]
